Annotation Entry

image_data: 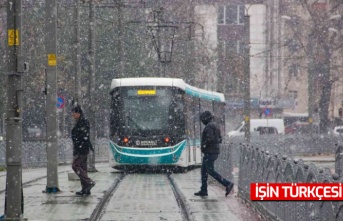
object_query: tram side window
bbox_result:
[172,91,185,123]
[185,94,195,141]
[110,91,121,136]
[171,90,186,136]
[194,98,201,143]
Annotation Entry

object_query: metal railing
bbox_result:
[227,134,343,156]
[0,138,110,168]
[1,135,342,220]
[235,143,343,221]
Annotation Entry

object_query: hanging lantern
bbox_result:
[148,24,177,63]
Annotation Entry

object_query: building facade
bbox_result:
[192,0,295,128]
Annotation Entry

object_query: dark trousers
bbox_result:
[200,153,231,192]
[72,154,94,191]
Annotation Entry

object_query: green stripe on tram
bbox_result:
[185,87,221,102]
[109,140,187,164]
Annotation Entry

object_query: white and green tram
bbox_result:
[109,78,226,171]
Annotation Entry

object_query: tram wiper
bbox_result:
[126,115,146,136]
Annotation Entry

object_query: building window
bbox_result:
[226,41,237,55]
[288,90,298,99]
[288,64,299,78]
[237,40,244,53]
[218,5,244,25]
[219,40,244,57]
[218,6,224,24]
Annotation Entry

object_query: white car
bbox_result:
[228,119,285,137]
[333,126,343,136]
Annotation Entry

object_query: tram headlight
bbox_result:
[122,137,129,144]
[164,137,170,143]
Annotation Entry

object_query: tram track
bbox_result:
[88,172,193,221]
[167,173,194,221]
[89,173,126,221]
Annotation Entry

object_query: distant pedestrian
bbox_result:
[194,111,234,197]
[71,105,95,196]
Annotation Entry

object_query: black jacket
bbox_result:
[72,116,94,156]
[201,120,222,154]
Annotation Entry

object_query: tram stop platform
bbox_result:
[0,163,261,221]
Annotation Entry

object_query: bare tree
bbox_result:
[282,0,343,133]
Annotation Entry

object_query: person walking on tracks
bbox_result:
[71,105,95,196]
[194,111,234,197]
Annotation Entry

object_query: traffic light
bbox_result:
[339,108,343,117]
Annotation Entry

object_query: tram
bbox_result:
[109,77,226,171]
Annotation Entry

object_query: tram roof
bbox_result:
[110,78,225,102]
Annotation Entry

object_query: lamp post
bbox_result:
[147,9,177,77]
[6,0,25,219]
[243,14,251,143]
[240,4,254,143]
[227,2,255,143]
[148,24,177,77]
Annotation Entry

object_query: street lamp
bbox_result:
[148,24,177,77]
[148,24,177,64]
[329,14,342,20]
[226,3,253,143]
[281,15,291,21]
[147,8,177,77]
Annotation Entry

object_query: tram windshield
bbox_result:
[122,87,172,133]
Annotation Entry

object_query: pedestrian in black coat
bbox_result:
[71,105,95,196]
[194,111,234,197]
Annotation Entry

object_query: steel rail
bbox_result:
[88,173,126,221]
[167,174,194,221]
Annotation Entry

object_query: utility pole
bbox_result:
[88,0,97,172]
[156,9,161,77]
[45,0,60,193]
[74,0,82,105]
[5,0,26,220]
[243,14,251,143]
[2,113,5,138]
[308,34,314,134]
[117,0,124,78]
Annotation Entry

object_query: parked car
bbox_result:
[285,121,320,134]
[228,119,285,137]
[333,126,343,136]
[285,121,307,134]
[256,126,279,135]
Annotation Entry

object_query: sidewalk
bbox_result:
[172,169,263,221]
[0,164,262,221]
